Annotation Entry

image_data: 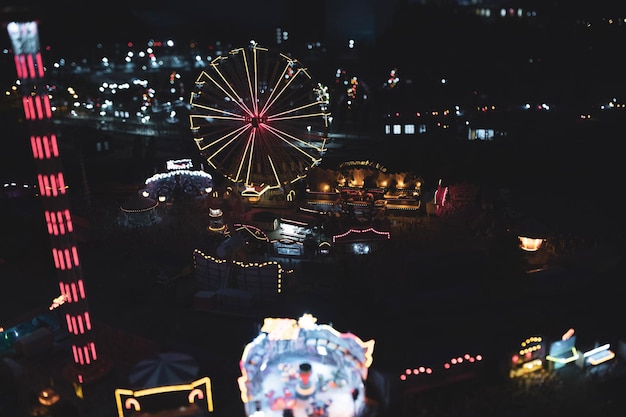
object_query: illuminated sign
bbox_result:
[166,158,193,171]
[583,344,615,366]
[338,160,388,173]
[114,377,213,417]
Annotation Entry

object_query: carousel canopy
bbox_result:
[120,195,158,213]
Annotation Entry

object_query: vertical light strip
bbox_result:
[7,18,100,380]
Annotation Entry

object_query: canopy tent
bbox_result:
[128,352,199,389]
[119,195,159,228]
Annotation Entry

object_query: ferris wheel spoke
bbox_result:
[260,67,310,118]
[263,124,325,152]
[189,114,246,131]
[242,131,256,185]
[199,124,251,163]
[198,69,254,118]
[257,58,298,117]
[248,45,260,116]
[266,155,282,186]
[266,100,328,120]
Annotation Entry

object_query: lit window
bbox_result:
[393,124,401,135]
[404,124,415,134]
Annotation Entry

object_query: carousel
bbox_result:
[119,194,159,228]
[238,314,375,417]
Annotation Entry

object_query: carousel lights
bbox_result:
[145,169,212,185]
[237,314,375,405]
[332,227,390,243]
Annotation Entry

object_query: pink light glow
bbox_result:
[31,136,42,159]
[57,211,66,234]
[72,246,79,266]
[71,282,78,302]
[78,280,85,299]
[65,209,73,232]
[37,174,45,196]
[45,211,55,234]
[23,96,33,119]
[89,342,97,359]
[35,95,43,120]
[50,134,59,156]
[83,346,90,364]
[64,249,72,269]
[50,174,58,197]
[43,95,52,118]
[27,54,35,80]
[14,55,24,78]
[77,345,84,364]
[35,52,44,78]
[66,313,73,333]
[57,172,66,194]
[84,312,92,330]
[52,248,62,269]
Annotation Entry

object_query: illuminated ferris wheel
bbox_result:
[189,43,330,194]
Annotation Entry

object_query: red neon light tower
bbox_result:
[6,17,107,383]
